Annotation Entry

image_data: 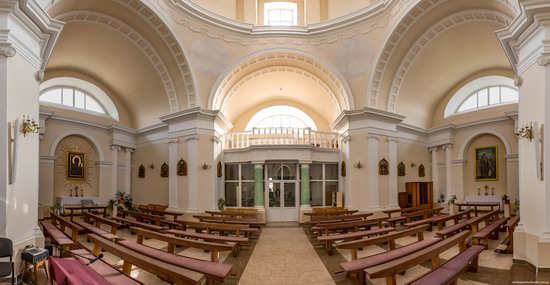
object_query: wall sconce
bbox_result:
[149,164,155,169]
[201,163,211,170]
[516,122,534,141]
[410,162,417,168]
[19,115,39,137]
[353,161,364,169]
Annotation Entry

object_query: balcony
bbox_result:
[224,128,339,150]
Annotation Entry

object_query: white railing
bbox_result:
[224,128,339,150]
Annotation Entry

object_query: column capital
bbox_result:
[185,135,199,142]
[111,145,121,151]
[0,45,16,58]
[124,148,134,153]
[299,160,312,166]
[254,164,264,169]
[442,144,453,150]
[386,137,399,143]
[367,135,380,141]
[428,146,438,152]
[167,138,179,144]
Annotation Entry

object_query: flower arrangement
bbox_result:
[50,202,64,215]
[447,195,457,204]
[106,191,136,215]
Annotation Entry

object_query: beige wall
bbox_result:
[53,135,100,199]
[131,143,169,206]
[397,142,431,193]
[191,0,238,19]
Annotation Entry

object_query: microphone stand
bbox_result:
[50,244,104,265]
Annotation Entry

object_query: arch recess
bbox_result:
[49,131,105,161]
[367,0,518,110]
[458,129,512,161]
[387,10,511,112]
[209,48,354,117]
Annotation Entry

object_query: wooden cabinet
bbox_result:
[404,182,433,209]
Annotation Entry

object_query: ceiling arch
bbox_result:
[366,0,518,110]
[387,9,511,112]
[209,48,354,125]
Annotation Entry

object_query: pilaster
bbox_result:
[367,135,380,211]
[110,146,121,197]
[387,137,398,208]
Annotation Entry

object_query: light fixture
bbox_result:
[410,162,417,168]
[201,163,211,170]
[516,122,534,141]
[20,115,39,137]
[354,161,364,169]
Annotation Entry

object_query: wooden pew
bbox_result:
[304,209,359,217]
[130,227,234,262]
[40,221,74,255]
[167,229,249,256]
[406,244,485,285]
[383,207,421,218]
[193,215,265,228]
[496,215,519,254]
[50,212,83,248]
[70,249,143,285]
[120,209,164,226]
[455,202,500,216]
[86,234,205,284]
[317,227,395,255]
[83,212,121,235]
[178,221,258,237]
[311,219,383,236]
[112,216,167,232]
[305,213,374,226]
[436,210,498,239]
[432,209,472,231]
[364,230,472,285]
[137,205,183,220]
[403,208,444,231]
[472,215,509,249]
[337,225,430,261]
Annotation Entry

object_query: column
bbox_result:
[254,163,264,208]
[110,146,120,196]
[124,148,133,194]
[443,144,452,202]
[387,137,398,208]
[300,162,311,208]
[186,135,199,212]
[429,147,439,199]
[168,139,179,209]
[367,136,380,211]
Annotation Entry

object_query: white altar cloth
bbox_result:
[464,195,503,210]
[56,196,100,206]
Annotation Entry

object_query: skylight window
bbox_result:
[40,87,107,114]
[264,2,297,26]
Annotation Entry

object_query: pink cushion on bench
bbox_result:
[340,238,441,273]
[317,227,394,242]
[117,240,232,280]
[407,245,485,285]
[473,218,508,238]
[167,229,248,244]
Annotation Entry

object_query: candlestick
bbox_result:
[477,186,480,195]
[69,188,73,197]
[491,186,494,196]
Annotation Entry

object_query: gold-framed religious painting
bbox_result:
[67,152,86,179]
[475,146,498,181]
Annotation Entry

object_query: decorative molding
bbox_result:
[386,10,511,112]
[0,45,16,57]
[56,11,181,113]
[159,0,409,46]
[210,49,353,112]
[111,145,121,151]
[452,159,467,166]
[514,75,523,87]
[221,66,343,115]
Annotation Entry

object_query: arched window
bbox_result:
[445,76,518,118]
[264,2,298,26]
[39,77,119,121]
[245,105,317,131]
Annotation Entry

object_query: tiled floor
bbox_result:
[18,218,550,285]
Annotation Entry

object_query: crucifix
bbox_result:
[483,185,489,196]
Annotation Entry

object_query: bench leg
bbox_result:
[92,243,101,256]
[167,243,175,254]
[122,261,132,275]
[468,256,480,273]
[328,242,334,256]
[211,250,220,263]
[385,275,397,285]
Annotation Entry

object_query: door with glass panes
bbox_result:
[265,162,298,222]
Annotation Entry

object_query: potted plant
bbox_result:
[514,199,520,215]
[106,191,136,217]
[218,197,226,211]
[50,203,64,215]
[447,195,457,215]
[502,195,510,204]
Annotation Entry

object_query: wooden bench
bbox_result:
[385,216,407,228]
[137,205,183,220]
[120,210,164,226]
[455,202,500,216]
[50,212,83,247]
[406,244,485,285]
[338,225,436,283]
[472,216,509,249]
[86,233,205,284]
[432,209,472,230]
[130,227,235,262]
[70,249,143,285]
[435,210,498,239]
[364,230,471,285]
[317,227,395,255]
[40,221,74,255]
[168,229,249,247]
[193,215,266,227]
[404,208,443,223]
[117,239,232,283]
[179,221,257,237]
[496,215,519,254]
[83,212,121,235]
[311,219,382,236]
[383,207,421,218]
[112,216,167,232]
[305,213,374,227]
[337,225,429,261]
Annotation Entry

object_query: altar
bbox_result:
[56,196,100,206]
[464,195,503,210]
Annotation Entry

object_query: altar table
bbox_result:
[464,195,503,210]
[56,196,100,206]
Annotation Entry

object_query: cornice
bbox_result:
[159,0,409,46]
[331,107,406,130]
[159,107,219,124]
